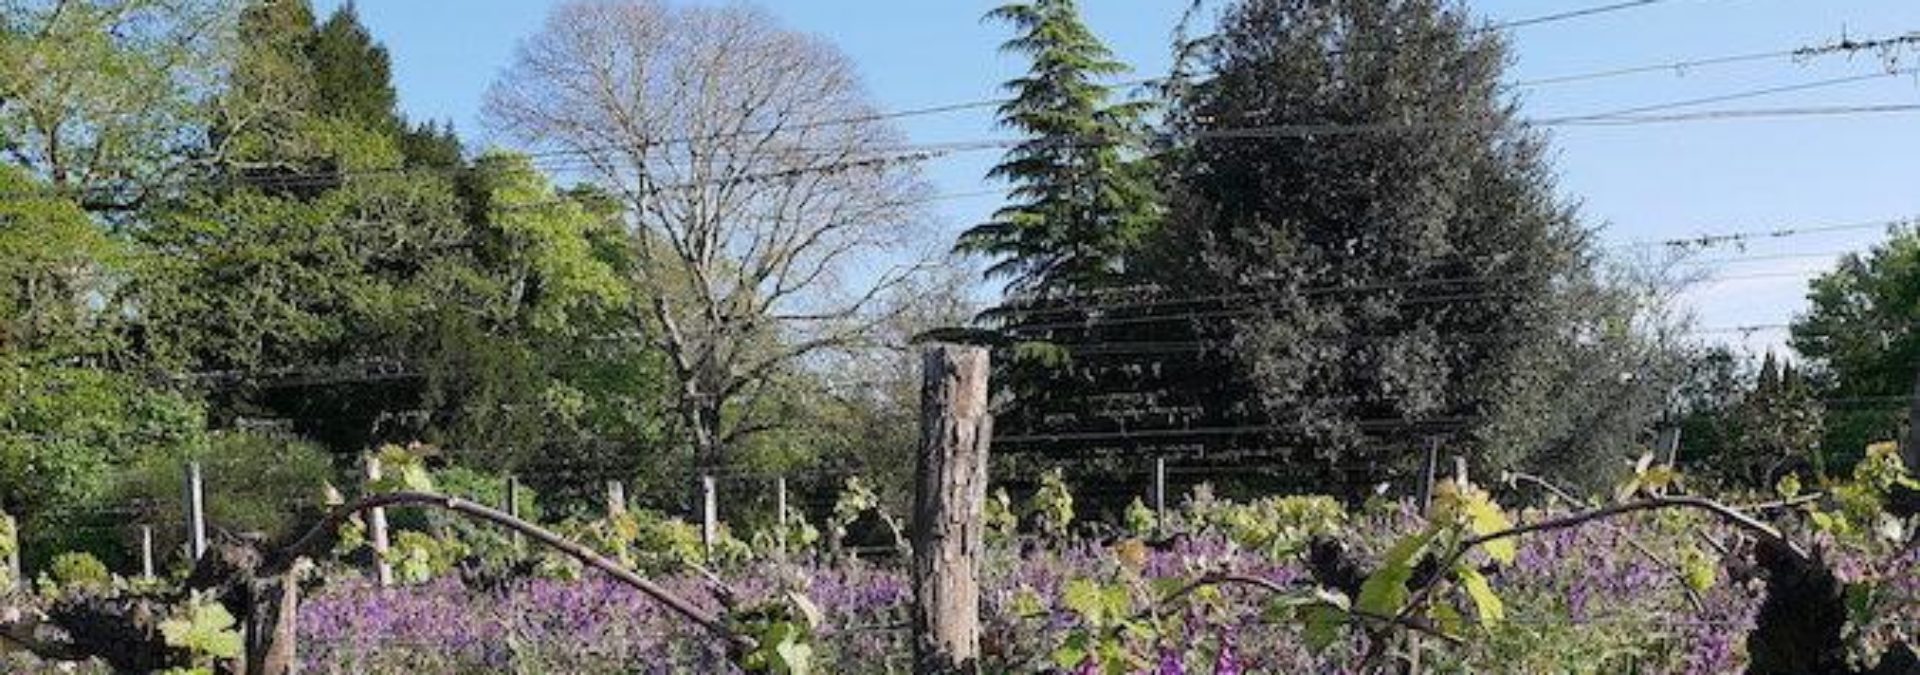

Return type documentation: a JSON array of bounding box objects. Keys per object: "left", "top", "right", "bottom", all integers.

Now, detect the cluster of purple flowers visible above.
[{"left": 295, "top": 504, "right": 1916, "bottom": 673}]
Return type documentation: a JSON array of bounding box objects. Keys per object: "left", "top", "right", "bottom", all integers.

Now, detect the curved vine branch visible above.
[
  {"left": 1156, "top": 572, "right": 1465, "bottom": 646},
  {"left": 272, "top": 491, "right": 747, "bottom": 647},
  {"left": 1394, "top": 495, "right": 1810, "bottom": 627},
  {"left": 1461, "top": 496, "right": 1806, "bottom": 561}
]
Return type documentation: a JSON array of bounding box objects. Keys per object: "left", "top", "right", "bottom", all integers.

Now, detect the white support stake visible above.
[
  {"left": 775, "top": 475, "right": 790, "bottom": 555},
  {"left": 364, "top": 454, "right": 393, "bottom": 587},
  {"left": 185, "top": 462, "right": 207, "bottom": 561},
  {"left": 606, "top": 480, "right": 627, "bottom": 518},
  {"left": 141, "top": 525, "right": 155, "bottom": 580},
  {"left": 701, "top": 474, "right": 717, "bottom": 562},
  {"left": 506, "top": 475, "right": 524, "bottom": 553}
]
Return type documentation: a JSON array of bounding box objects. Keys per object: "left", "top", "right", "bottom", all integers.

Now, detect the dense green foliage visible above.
[
  {"left": 1793, "top": 226, "right": 1920, "bottom": 471},
  {"left": 0, "top": 4, "right": 1917, "bottom": 672},
  {"left": 1157, "top": 0, "right": 1679, "bottom": 485}
]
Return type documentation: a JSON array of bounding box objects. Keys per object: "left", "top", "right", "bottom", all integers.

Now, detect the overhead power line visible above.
[
  {"left": 1488, "top": 0, "right": 1686, "bottom": 31},
  {"left": 1513, "top": 31, "right": 1920, "bottom": 88},
  {"left": 7, "top": 47, "right": 1918, "bottom": 205}
]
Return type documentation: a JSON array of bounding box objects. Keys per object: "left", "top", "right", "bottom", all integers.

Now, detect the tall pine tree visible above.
[{"left": 956, "top": 0, "right": 1157, "bottom": 298}]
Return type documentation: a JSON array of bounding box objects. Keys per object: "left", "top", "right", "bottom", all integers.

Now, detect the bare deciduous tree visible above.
[{"left": 485, "top": 0, "right": 936, "bottom": 472}]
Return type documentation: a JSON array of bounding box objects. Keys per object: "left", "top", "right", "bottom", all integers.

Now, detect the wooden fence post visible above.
[
  {"left": 910, "top": 344, "right": 991, "bottom": 674},
  {"left": 606, "top": 480, "right": 627, "bottom": 518},
  {"left": 185, "top": 461, "right": 207, "bottom": 562},
  {"left": 1152, "top": 456, "right": 1167, "bottom": 526},
  {"left": 700, "top": 474, "right": 717, "bottom": 563},
  {"left": 1453, "top": 455, "right": 1469, "bottom": 487},
  {"left": 1658, "top": 424, "right": 1684, "bottom": 469},
  {"left": 505, "top": 475, "right": 523, "bottom": 553},
  {"left": 140, "top": 525, "right": 155, "bottom": 580},
  {"left": 1416, "top": 438, "right": 1439, "bottom": 513},
  {"left": 4, "top": 506, "right": 18, "bottom": 591},
  {"left": 1904, "top": 365, "right": 1920, "bottom": 473},
  {"left": 362, "top": 454, "right": 393, "bottom": 587},
  {"left": 775, "top": 475, "right": 790, "bottom": 556}
]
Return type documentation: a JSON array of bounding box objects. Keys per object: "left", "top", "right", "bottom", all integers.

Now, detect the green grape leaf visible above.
[
  {"left": 1297, "top": 603, "right": 1347, "bottom": 653},
  {"left": 1428, "top": 600, "right": 1465, "bottom": 636},
  {"left": 1358, "top": 530, "right": 1432, "bottom": 616},
  {"left": 1844, "top": 582, "right": 1881, "bottom": 627},
  {"left": 1062, "top": 578, "right": 1108, "bottom": 624},
  {"left": 1456, "top": 566, "right": 1504, "bottom": 626},
  {"left": 1052, "top": 633, "right": 1091, "bottom": 671},
  {"left": 772, "top": 629, "right": 813, "bottom": 675},
  {"left": 1775, "top": 473, "right": 1802, "bottom": 499},
  {"left": 159, "top": 596, "right": 243, "bottom": 660},
  {"left": 1461, "top": 496, "right": 1516, "bottom": 565},
  {"left": 1681, "top": 551, "right": 1717, "bottom": 592},
  {"left": 1010, "top": 585, "right": 1047, "bottom": 617}
]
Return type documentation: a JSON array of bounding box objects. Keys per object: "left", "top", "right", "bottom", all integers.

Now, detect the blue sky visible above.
[{"left": 317, "top": 0, "right": 1920, "bottom": 355}]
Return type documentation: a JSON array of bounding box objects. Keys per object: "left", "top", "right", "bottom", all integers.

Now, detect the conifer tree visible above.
[
  {"left": 307, "top": 2, "right": 399, "bottom": 135},
  {"left": 956, "top": 0, "right": 1158, "bottom": 298}
]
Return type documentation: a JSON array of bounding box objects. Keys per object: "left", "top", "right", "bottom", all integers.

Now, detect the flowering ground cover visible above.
[{"left": 291, "top": 497, "right": 1918, "bottom": 674}]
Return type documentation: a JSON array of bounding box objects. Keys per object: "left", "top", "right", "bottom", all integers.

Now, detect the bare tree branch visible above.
[{"left": 486, "top": 1, "right": 932, "bottom": 467}]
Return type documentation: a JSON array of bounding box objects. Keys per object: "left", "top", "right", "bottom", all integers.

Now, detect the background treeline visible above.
[
  {"left": 2, "top": 0, "right": 1916, "bottom": 572},
  {"left": 0, "top": 0, "right": 940, "bottom": 570},
  {"left": 960, "top": 0, "right": 1917, "bottom": 508}
]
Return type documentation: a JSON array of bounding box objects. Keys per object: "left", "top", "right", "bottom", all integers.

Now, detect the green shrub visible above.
[
  {"left": 0, "top": 363, "right": 207, "bottom": 570},
  {"left": 111, "top": 431, "right": 335, "bottom": 563},
  {"left": 41, "top": 551, "right": 111, "bottom": 594}
]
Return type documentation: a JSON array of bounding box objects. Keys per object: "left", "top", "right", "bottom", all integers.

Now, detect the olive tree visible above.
[{"left": 485, "top": 0, "right": 935, "bottom": 472}]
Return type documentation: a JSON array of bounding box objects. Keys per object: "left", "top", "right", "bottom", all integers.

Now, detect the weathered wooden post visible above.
[
  {"left": 3, "top": 505, "right": 18, "bottom": 591},
  {"left": 605, "top": 480, "right": 627, "bottom": 518},
  {"left": 910, "top": 344, "right": 991, "bottom": 674},
  {"left": 140, "top": 525, "right": 155, "bottom": 580},
  {"left": 1658, "top": 423, "right": 1684, "bottom": 470},
  {"left": 700, "top": 474, "right": 717, "bottom": 562},
  {"left": 1453, "top": 455, "right": 1469, "bottom": 487},
  {"left": 185, "top": 461, "right": 207, "bottom": 561},
  {"left": 362, "top": 454, "right": 393, "bottom": 587},
  {"left": 1416, "top": 437, "right": 1440, "bottom": 513},
  {"left": 1905, "top": 366, "right": 1920, "bottom": 473},
  {"left": 775, "top": 475, "right": 790, "bottom": 556},
  {"left": 505, "top": 475, "right": 524, "bottom": 553},
  {"left": 1152, "top": 456, "right": 1167, "bottom": 525}
]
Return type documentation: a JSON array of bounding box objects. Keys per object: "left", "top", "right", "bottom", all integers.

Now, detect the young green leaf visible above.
[
  {"left": 1358, "top": 530, "right": 1432, "bottom": 616},
  {"left": 1456, "top": 566, "right": 1504, "bottom": 626}
]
